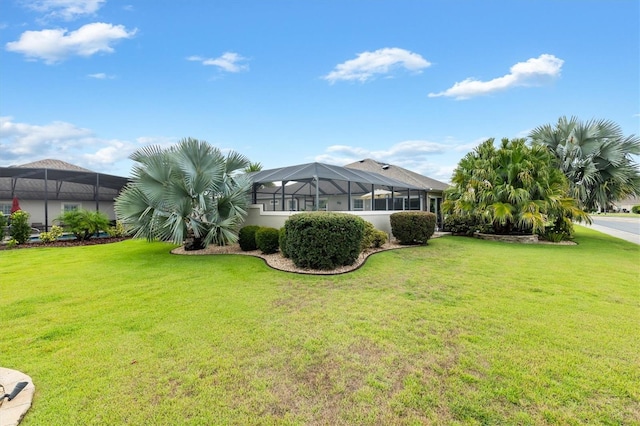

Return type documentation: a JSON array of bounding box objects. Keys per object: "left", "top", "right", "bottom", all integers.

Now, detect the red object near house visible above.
[{"left": 10, "top": 197, "right": 21, "bottom": 213}]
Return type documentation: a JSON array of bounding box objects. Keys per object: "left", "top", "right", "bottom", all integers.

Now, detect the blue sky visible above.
[{"left": 1, "top": 0, "right": 638, "bottom": 182}]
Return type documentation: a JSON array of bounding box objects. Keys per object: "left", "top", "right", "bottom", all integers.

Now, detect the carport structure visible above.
[
  {"left": 0, "top": 160, "right": 130, "bottom": 231},
  {"left": 248, "top": 162, "right": 425, "bottom": 212}
]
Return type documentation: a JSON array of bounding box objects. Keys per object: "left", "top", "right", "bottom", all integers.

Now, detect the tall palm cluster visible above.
[
  {"left": 529, "top": 116, "right": 640, "bottom": 211},
  {"left": 115, "top": 138, "right": 252, "bottom": 249},
  {"left": 442, "top": 138, "right": 588, "bottom": 236}
]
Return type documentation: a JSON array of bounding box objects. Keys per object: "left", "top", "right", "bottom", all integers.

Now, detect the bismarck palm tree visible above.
[
  {"left": 443, "top": 138, "right": 589, "bottom": 237},
  {"left": 529, "top": 116, "right": 640, "bottom": 211},
  {"left": 115, "top": 138, "right": 252, "bottom": 250}
]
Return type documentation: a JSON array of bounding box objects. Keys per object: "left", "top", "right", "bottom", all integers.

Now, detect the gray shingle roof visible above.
[
  {"left": 344, "top": 159, "right": 450, "bottom": 192},
  {"left": 248, "top": 162, "right": 423, "bottom": 190}
]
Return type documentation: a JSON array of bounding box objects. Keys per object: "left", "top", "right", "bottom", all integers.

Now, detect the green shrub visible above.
[
  {"left": 107, "top": 221, "right": 126, "bottom": 237},
  {"left": 443, "top": 214, "right": 481, "bottom": 236},
  {"left": 285, "top": 212, "right": 365, "bottom": 270},
  {"left": 10, "top": 210, "right": 31, "bottom": 244},
  {"left": 0, "top": 212, "right": 7, "bottom": 240},
  {"left": 390, "top": 212, "right": 436, "bottom": 245},
  {"left": 632, "top": 205, "right": 640, "bottom": 214},
  {"left": 279, "top": 227, "right": 289, "bottom": 258},
  {"left": 360, "top": 221, "right": 376, "bottom": 252},
  {"left": 238, "top": 225, "right": 260, "bottom": 251},
  {"left": 255, "top": 227, "right": 280, "bottom": 254},
  {"left": 360, "top": 221, "right": 388, "bottom": 251},
  {"left": 39, "top": 225, "right": 64, "bottom": 243},
  {"left": 540, "top": 217, "right": 574, "bottom": 242},
  {"left": 6, "top": 238, "right": 18, "bottom": 249},
  {"left": 56, "top": 209, "right": 110, "bottom": 241},
  {"left": 372, "top": 230, "right": 388, "bottom": 248}
]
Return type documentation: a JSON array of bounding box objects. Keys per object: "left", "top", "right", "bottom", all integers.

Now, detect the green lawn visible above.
[{"left": 1, "top": 227, "right": 638, "bottom": 425}]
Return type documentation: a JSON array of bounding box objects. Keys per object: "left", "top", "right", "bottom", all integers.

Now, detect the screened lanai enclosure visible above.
[
  {"left": 248, "top": 162, "right": 430, "bottom": 212},
  {"left": 0, "top": 160, "right": 130, "bottom": 231}
]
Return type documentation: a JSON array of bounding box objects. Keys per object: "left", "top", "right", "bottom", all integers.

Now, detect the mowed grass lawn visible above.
[{"left": 1, "top": 227, "right": 638, "bottom": 425}]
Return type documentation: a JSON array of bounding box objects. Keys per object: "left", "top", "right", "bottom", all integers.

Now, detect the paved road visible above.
[{"left": 585, "top": 216, "right": 640, "bottom": 245}]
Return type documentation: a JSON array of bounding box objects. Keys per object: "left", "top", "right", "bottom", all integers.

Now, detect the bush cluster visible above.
[
  {"left": 283, "top": 212, "right": 365, "bottom": 270},
  {"left": 56, "top": 209, "right": 110, "bottom": 241},
  {"left": 632, "top": 205, "right": 640, "bottom": 214},
  {"left": 361, "top": 221, "right": 387, "bottom": 251},
  {"left": 442, "top": 214, "right": 493, "bottom": 236},
  {"left": 238, "top": 225, "right": 281, "bottom": 254},
  {"left": 390, "top": 212, "right": 436, "bottom": 245},
  {"left": 238, "top": 225, "right": 260, "bottom": 251},
  {"left": 107, "top": 221, "right": 127, "bottom": 238},
  {"left": 39, "top": 225, "right": 64, "bottom": 243},
  {"left": 541, "top": 217, "right": 574, "bottom": 242},
  {"left": 255, "top": 227, "right": 280, "bottom": 254}
]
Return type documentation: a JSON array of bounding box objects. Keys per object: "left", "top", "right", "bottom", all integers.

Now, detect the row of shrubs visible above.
[
  {"left": 0, "top": 208, "right": 126, "bottom": 246},
  {"left": 238, "top": 211, "right": 436, "bottom": 270}
]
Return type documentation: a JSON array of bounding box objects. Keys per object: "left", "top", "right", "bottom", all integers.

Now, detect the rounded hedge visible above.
[
  {"left": 284, "top": 212, "right": 365, "bottom": 270},
  {"left": 390, "top": 211, "right": 436, "bottom": 245},
  {"left": 255, "top": 227, "right": 280, "bottom": 254},
  {"left": 278, "top": 227, "right": 289, "bottom": 258},
  {"left": 238, "top": 225, "right": 260, "bottom": 251},
  {"left": 632, "top": 205, "right": 640, "bottom": 214}
]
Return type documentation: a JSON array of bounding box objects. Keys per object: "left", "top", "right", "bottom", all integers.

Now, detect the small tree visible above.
[
  {"left": 10, "top": 210, "right": 31, "bottom": 244},
  {"left": 115, "top": 138, "right": 252, "bottom": 250},
  {"left": 56, "top": 209, "right": 110, "bottom": 241}
]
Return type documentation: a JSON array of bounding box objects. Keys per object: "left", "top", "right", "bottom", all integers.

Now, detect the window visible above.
[
  {"left": 409, "top": 197, "right": 420, "bottom": 210},
  {"left": 287, "top": 199, "right": 298, "bottom": 211},
  {"left": 269, "top": 200, "right": 279, "bottom": 205},
  {"left": 63, "top": 203, "right": 80, "bottom": 212},
  {"left": 318, "top": 199, "right": 328, "bottom": 211},
  {"left": 0, "top": 203, "right": 11, "bottom": 216},
  {"left": 352, "top": 198, "right": 364, "bottom": 211}
]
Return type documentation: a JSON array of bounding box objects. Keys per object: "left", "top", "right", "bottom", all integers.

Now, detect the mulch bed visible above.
[{"left": 0, "top": 237, "right": 129, "bottom": 250}]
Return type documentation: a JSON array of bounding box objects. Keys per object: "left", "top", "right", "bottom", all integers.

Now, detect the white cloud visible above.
[
  {"left": 323, "top": 47, "right": 431, "bottom": 83},
  {"left": 0, "top": 116, "right": 138, "bottom": 174},
  {"left": 6, "top": 22, "right": 137, "bottom": 64},
  {"left": 429, "top": 54, "right": 564, "bottom": 100},
  {"left": 26, "top": 0, "right": 106, "bottom": 21},
  {"left": 87, "top": 72, "right": 114, "bottom": 79},
  {"left": 187, "top": 52, "right": 249, "bottom": 73},
  {"left": 314, "top": 139, "right": 456, "bottom": 182}
]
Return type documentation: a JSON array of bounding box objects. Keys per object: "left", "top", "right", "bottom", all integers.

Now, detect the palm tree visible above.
[
  {"left": 442, "top": 138, "right": 589, "bottom": 236},
  {"left": 115, "top": 138, "right": 252, "bottom": 250},
  {"left": 529, "top": 116, "right": 640, "bottom": 211},
  {"left": 244, "top": 162, "right": 263, "bottom": 173}
]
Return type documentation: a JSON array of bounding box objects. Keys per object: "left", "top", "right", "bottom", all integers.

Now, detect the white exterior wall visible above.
[
  {"left": 242, "top": 204, "right": 397, "bottom": 238},
  {"left": 0, "top": 199, "right": 116, "bottom": 227}
]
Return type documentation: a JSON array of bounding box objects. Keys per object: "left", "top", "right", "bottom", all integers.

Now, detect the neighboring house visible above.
[
  {"left": 245, "top": 160, "right": 450, "bottom": 234},
  {"left": 613, "top": 196, "right": 640, "bottom": 213},
  {"left": 0, "top": 159, "right": 129, "bottom": 231}
]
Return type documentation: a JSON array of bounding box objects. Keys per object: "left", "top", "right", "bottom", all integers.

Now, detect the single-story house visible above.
[
  {"left": 1, "top": 157, "right": 450, "bottom": 238},
  {"left": 244, "top": 159, "right": 450, "bottom": 235},
  {"left": 0, "top": 159, "right": 130, "bottom": 231},
  {"left": 612, "top": 196, "right": 640, "bottom": 213}
]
